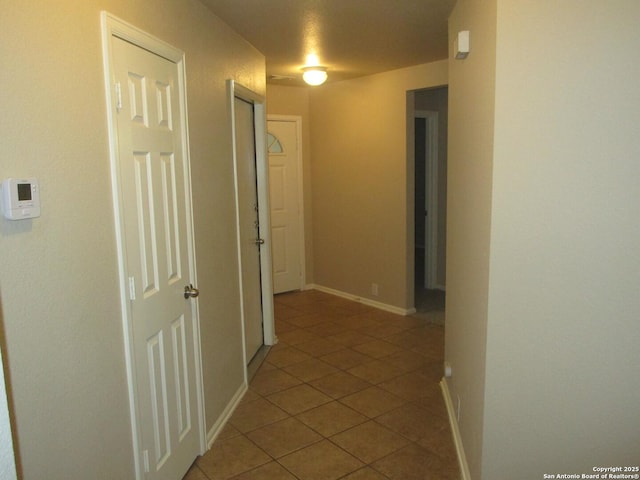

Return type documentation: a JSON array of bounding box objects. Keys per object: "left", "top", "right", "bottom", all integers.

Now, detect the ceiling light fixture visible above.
[{"left": 302, "top": 66, "right": 328, "bottom": 86}]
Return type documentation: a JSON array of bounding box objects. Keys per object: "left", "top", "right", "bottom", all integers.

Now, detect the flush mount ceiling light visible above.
[{"left": 302, "top": 66, "right": 328, "bottom": 86}]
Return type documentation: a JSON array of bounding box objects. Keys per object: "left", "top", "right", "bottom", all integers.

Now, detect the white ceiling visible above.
[{"left": 200, "top": 0, "right": 456, "bottom": 86}]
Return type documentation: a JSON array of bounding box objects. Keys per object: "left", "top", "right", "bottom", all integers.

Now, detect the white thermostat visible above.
[{"left": 1, "top": 178, "right": 41, "bottom": 220}]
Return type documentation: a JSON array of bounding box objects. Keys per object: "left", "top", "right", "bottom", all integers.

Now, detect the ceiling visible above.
[{"left": 200, "top": 0, "right": 456, "bottom": 86}]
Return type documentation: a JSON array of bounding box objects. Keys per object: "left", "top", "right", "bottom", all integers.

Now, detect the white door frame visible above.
[
  {"left": 227, "top": 80, "right": 276, "bottom": 380},
  {"left": 415, "top": 110, "right": 439, "bottom": 289},
  {"left": 0, "top": 346, "right": 17, "bottom": 480},
  {"left": 267, "top": 114, "right": 306, "bottom": 291},
  {"left": 101, "top": 12, "right": 207, "bottom": 479}
]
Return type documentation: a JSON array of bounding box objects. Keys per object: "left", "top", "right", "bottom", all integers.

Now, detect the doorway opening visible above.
[
  {"left": 411, "top": 87, "right": 448, "bottom": 322},
  {"left": 228, "top": 80, "right": 276, "bottom": 382}
]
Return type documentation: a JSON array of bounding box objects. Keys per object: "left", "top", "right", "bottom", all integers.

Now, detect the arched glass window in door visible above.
[{"left": 267, "top": 132, "right": 283, "bottom": 154}]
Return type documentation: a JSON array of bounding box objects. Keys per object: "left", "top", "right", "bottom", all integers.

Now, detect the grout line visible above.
[{"left": 188, "top": 291, "right": 452, "bottom": 480}]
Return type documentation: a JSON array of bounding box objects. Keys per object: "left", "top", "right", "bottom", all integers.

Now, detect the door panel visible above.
[
  {"left": 234, "top": 97, "right": 264, "bottom": 363},
  {"left": 267, "top": 120, "right": 302, "bottom": 293},
  {"left": 113, "top": 36, "right": 199, "bottom": 480}
]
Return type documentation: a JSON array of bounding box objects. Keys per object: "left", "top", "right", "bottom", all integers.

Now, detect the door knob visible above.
[
  {"left": 184, "top": 284, "right": 199, "bottom": 299},
  {"left": 255, "top": 238, "right": 265, "bottom": 245}
]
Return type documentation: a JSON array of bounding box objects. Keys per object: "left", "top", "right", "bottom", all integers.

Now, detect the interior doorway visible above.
[
  {"left": 102, "top": 13, "right": 206, "bottom": 479},
  {"left": 227, "top": 81, "right": 276, "bottom": 376},
  {"left": 412, "top": 87, "right": 448, "bottom": 320},
  {"left": 234, "top": 95, "right": 265, "bottom": 364}
]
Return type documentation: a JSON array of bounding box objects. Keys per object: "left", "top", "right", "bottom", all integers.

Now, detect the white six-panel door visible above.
[
  {"left": 267, "top": 119, "right": 303, "bottom": 294},
  {"left": 111, "top": 34, "right": 201, "bottom": 480}
]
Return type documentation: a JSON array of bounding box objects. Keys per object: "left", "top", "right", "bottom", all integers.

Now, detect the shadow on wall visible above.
[{"left": 413, "top": 86, "right": 448, "bottom": 292}]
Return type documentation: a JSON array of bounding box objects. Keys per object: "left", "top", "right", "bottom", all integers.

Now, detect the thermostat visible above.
[{"left": 1, "top": 178, "right": 41, "bottom": 220}]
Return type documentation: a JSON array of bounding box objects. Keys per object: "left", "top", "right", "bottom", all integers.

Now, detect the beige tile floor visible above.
[{"left": 184, "top": 290, "right": 459, "bottom": 480}]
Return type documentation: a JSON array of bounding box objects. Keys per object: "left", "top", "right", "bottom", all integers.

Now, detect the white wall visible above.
[{"left": 0, "top": 1, "right": 264, "bottom": 477}]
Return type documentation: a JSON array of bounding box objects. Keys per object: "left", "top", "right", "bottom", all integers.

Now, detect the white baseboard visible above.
[
  {"left": 308, "top": 284, "right": 416, "bottom": 316},
  {"left": 440, "top": 378, "right": 471, "bottom": 480},
  {"left": 206, "top": 382, "right": 247, "bottom": 449}
]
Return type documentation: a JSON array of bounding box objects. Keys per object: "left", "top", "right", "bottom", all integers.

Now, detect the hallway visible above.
[{"left": 184, "top": 290, "right": 458, "bottom": 479}]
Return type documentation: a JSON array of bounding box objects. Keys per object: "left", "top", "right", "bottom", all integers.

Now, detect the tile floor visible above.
[{"left": 183, "top": 290, "right": 459, "bottom": 480}]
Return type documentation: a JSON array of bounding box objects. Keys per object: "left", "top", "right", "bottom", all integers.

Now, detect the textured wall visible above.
[
  {"left": 446, "top": 0, "right": 640, "bottom": 477},
  {"left": 444, "top": 0, "right": 497, "bottom": 476},
  {"left": 483, "top": 0, "right": 640, "bottom": 476},
  {"left": 308, "top": 62, "right": 448, "bottom": 310}
]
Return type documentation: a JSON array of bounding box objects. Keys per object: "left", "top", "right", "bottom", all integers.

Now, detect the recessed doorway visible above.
[{"left": 412, "top": 87, "right": 448, "bottom": 322}]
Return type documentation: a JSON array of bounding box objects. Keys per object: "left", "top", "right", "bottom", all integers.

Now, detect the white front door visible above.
[
  {"left": 267, "top": 119, "right": 303, "bottom": 294},
  {"left": 111, "top": 33, "right": 201, "bottom": 480},
  {"left": 234, "top": 97, "right": 264, "bottom": 363}
]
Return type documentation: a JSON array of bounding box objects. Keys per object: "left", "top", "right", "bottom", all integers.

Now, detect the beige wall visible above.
[
  {"left": 266, "top": 85, "right": 315, "bottom": 284},
  {"left": 0, "top": 1, "right": 264, "bottom": 478},
  {"left": 482, "top": 0, "right": 640, "bottom": 476},
  {"left": 446, "top": 0, "right": 640, "bottom": 478},
  {"left": 308, "top": 62, "right": 448, "bottom": 310},
  {"left": 444, "top": 0, "right": 497, "bottom": 476}
]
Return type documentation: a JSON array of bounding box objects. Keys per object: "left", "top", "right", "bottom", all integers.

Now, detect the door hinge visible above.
[
  {"left": 142, "top": 449, "right": 150, "bottom": 473},
  {"left": 115, "top": 81, "right": 122, "bottom": 112},
  {"left": 128, "top": 276, "right": 136, "bottom": 300}
]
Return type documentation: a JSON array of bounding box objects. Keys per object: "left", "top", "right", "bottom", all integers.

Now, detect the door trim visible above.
[
  {"left": 227, "top": 80, "right": 276, "bottom": 383},
  {"left": 267, "top": 114, "right": 306, "bottom": 291},
  {"left": 415, "top": 110, "right": 439, "bottom": 289},
  {"left": 101, "top": 12, "right": 207, "bottom": 478}
]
